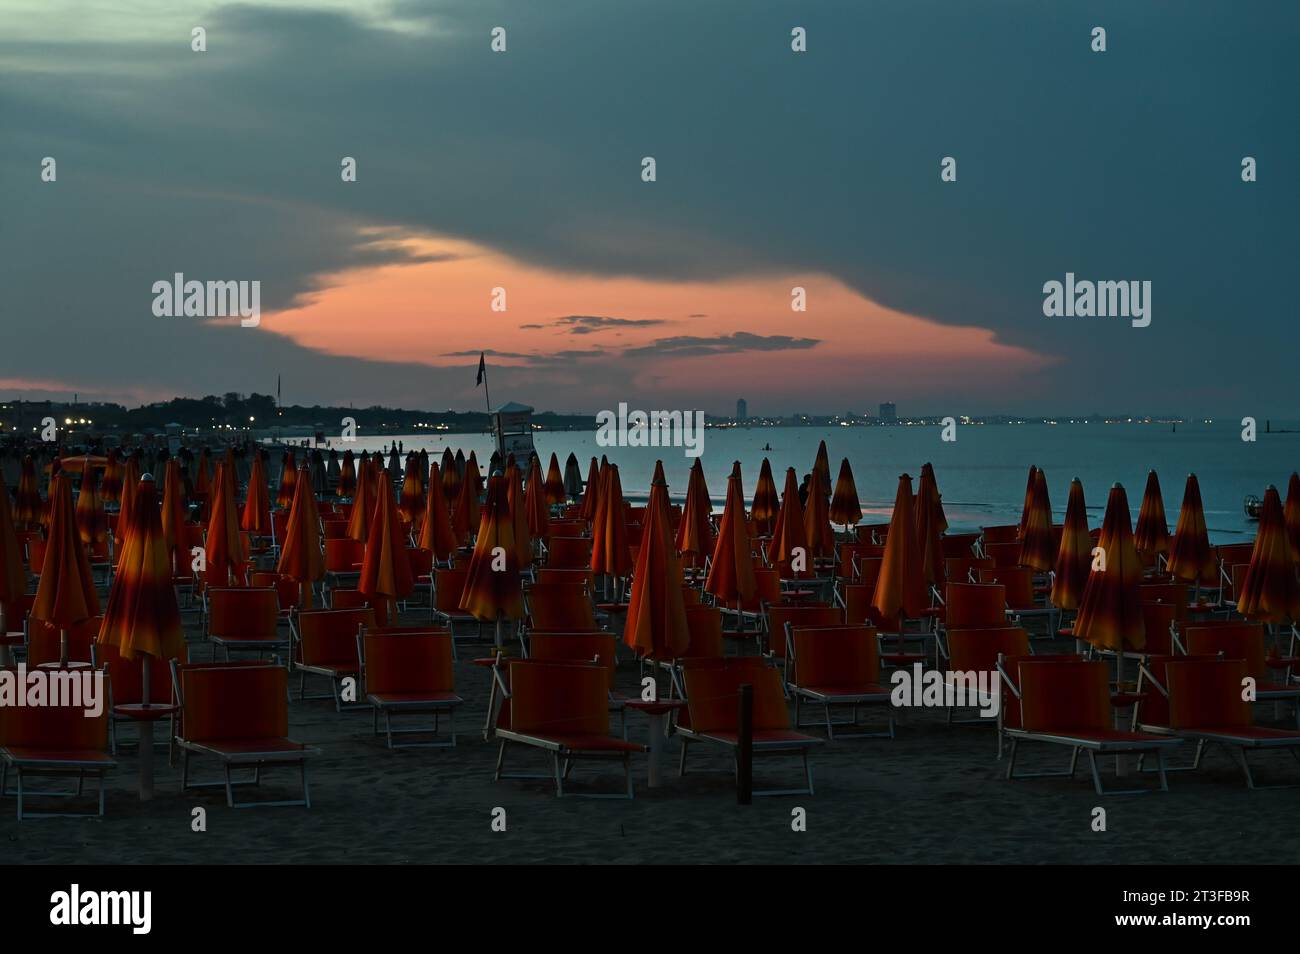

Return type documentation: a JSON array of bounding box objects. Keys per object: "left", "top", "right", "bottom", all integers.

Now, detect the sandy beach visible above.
[{"left": 4, "top": 604, "right": 1297, "bottom": 866}]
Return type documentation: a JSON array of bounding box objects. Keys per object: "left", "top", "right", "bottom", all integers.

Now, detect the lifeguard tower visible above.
[{"left": 492, "top": 402, "right": 535, "bottom": 465}]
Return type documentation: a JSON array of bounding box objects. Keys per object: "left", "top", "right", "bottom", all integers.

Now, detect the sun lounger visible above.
[
  {"left": 291, "top": 606, "right": 375, "bottom": 709},
  {"left": 206, "top": 587, "right": 286, "bottom": 662},
  {"left": 787, "top": 624, "right": 893, "bottom": 739},
  {"left": 358, "top": 627, "right": 462, "bottom": 748}
]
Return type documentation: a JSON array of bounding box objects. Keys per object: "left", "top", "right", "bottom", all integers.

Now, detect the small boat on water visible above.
[{"left": 1243, "top": 494, "right": 1262, "bottom": 520}]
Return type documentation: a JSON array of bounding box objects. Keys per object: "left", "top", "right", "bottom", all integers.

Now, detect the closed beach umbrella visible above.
[
  {"left": 417, "top": 449, "right": 429, "bottom": 491},
  {"left": 802, "top": 468, "right": 834, "bottom": 559},
  {"left": 914, "top": 466, "right": 945, "bottom": 588},
  {"left": 276, "top": 450, "right": 297, "bottom": 510},
  {"left": 1133, "top": 470, "right": 1170, "bottom": 561},
  {"left": 767, "top": 467, "right": 809, "bottom": 575},
  {"left": 467, "top": 451, "right": 484, "bottom": 500},
  {"left": 705, "top": 463, "right": 757, "bottom": 607},
  {"left": 75, "top": 459, "right": 107, "bottom": 550},
  {"left": 812, "top": 440, "right": 831, "bottom": 501},
  {"left": 454, "top": 449, "right": 467, "bottom": 482},
  {"left": 1050, "top": 478, "right": 1091, "bottom": 611},
  {"left": 399, "top": 454, "right": 423, "bottom": 524},
  {"left": 387, "top": 445, "right": 401, "bottom": 483},
  {"left": 0, "top": 471, "right": 26, "bottom": 658},
  {"left": 751, "top": 458, "right": 779, "bottom": 536},
  {"left": 452, "top": 461, "right": 482, "bottom": 545},
  {"left": 14, "top": 455, "right": 41, "bottom": 528},
  {"left": 1284, "top": 472, "right": 1300, "bottom": 564},
  {"left": 624, "top": 479, "right": 690, "bottom": 659},
  {"left": 459, "top": 472, "right": 523, "bottom": 644},
  {"left": 591, "top": 464, "right": 632, "bottom": 579},
  {"left": 1018, "top": 468, "right": 1055, "bottom": 572},
  {"left": 100, "top": 449, "right": 122, "bottom": 505},
  {"left": 872, "top": 474, "right": 926, "bottom": 635},
  {"left": 1236, "top": 486, "right": 1300, "bottom": 624},
  {"left": 160, "top": 458, "right": 188, "bottom": 574},
  {"left": 1167, "top": 474, "right": 1217, "bottom": 587},
  {"left": 1016, "top": 465, "right": 1039, "bottom": 538},
  {"left": 544, "top": 452, "right": 565, "bottom": 506},
  {"left": 1074, "top": 483, "right": 1145, "bottom": 657},
  {"left": 830, "top": 458, "right": 863, "bottom": 530},
  {"left": 32, "top": 473, "right": 100, "bottom": 666},
  {"left": 346, "top": 459, "right": 374, "bottom": 542},
  {"left": 418, "top": 462, "right": 459, "bottom": 562},
  {"left": 676, "top": 458, "right": 715, "bottom": 568},
  {"left": 97, "top": 474, "right": 186, "bottom": 800},
  {"left": 359, "top": 477, "right": 413, "bottom": 626},
  {"left": 205, "top": 456, "right": 247, "bottom": 588},
  {"left": 338, "top": 450, "right": 357, "bottom": 498},
  {"left": 579, "top": 457, "right": 601, "bottom": 523},
  {"left": 563, "top": 453, "right": 583, "bottom": 501},
  {"left": 194, "top": 448, "right": 212, "bottom": 500},
  {"left": 240, "top": 451, "right": 272, "bottom": 536},
  {"left": 523, "top": 454, "right": 550, "bottom": 541},
  {"left": 328, "top": 449, "right": 341, "bottom": 487},
  {"left": 310, "top": 449, "right": 328, "bottom": 497},
  {"left": 440, "top": 449, "right": 460, "bottom": 503},
  {"left": 917, "top": 462, "right": 948, "bottom": 535},
  {"left": 505, "top": 458, "right": 532, "bottom": 566},
  {"left": 277, "top": 464, "right": 325, "bottom": 609},
  {"left": 114, "top": 455, "right": 140, "bottom": 553}
]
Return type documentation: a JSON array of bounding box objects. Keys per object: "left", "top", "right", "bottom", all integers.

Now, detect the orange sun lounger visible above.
[
  {"left": 787, "top": 624, "right": 893, "bottom": 740},
  {"left": 291, "top": 607, "right": 376, "bottom": 710},
  {"left": 493, "top": 659, "right": 645, "bottom": 798},
  {"left": 172, "top": 662, "right": 318, "bottom": 808},
  {"left": 358, "top": 627, "right": 463, "bottom": 748}
]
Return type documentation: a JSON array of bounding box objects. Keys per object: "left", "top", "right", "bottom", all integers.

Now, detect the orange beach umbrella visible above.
[
  {"left": 399, "top": 455, "right": 423, "bottom": 524},
  {"left": 1050, "top": 478, "right": 1091, "bottom": 611},
  {"left": 459, "top": 473, "right": 524, "bottom": 636},
  {"left": 1167, "top": 474, "right": 1217, "bottom": 586},
  {"left": 624, "top": 479, "right": 690, "bottom": 659},
  {"left": 676, "top": 458, "right": 715, "bottom": 568},
  {"left": 1133, "top": 470, "right": 1170, "bottom": 561},
  {"left": 914, "top": 466, "right": 945, "bottom": 588},
  {"left": 1016, "top": 465, "right": 1039, "bottom": 538},
  {"left": 812, "top": 440, "right": 831, "bottom": 501},
  {"left": 14, "top": 455, "right": 41, "bottom": 528},
  {"left": 452, "top": 461, "right": 482, "bottom": 545},
  {"left": 523, "top": 454, "right": 550, "bottom": 540},
  {"left": 829, "top": 458, "right": 863, "bottom": 529},
  {"left": 544, "top": 453, "right": 565, "bottom": 506},
  {"left": 1283, "top": 472, "right": 1300, "bottom": 564},
  {"left": 705, "top": 463, "right": 757, "bottom": 606},
  {"left": 75, "top": 459, "right": 107, "bottom": 549},
  {"left": 802, "top": 468, "right": 834, "bottom": 560},
  {"left": 440, "top": 448, "right": 461, "bottom": 504},
  {"left": 418, "top": 461, "right": 459, "bottom": 562},
  {"left": 347, "top": 459, "right": 374, "bottom": 543},
  {"left": 205, "top": 456, "right": 247, "bottom": 588},
  {"left": 100, "top": 449, "right": 122, "bottom": 505},
  {"left": 338, "top": 450, "right": 357, "bottom": 498},
  {"left": 277, "top": 450, "right": 297, "bottom": 510},
  {"left": 506, "top": 458, "right": 533, "bottom": 567},
  {"left": 358, "top": 477, "right": 414, "bottom": 626},
  {"left": 1235, "top": 486, "right": 1300, "bottom": 624},
  {"left": 241, "top": 452, "right": 273, "bottom": 536},
  {"left": 114, "top": 455, "right": 141, "bottom": 553},
  {"left": 1018, "top": 467, "right": 1054, "bottom": 572},
  {"left": 277, "top": 465, "right": 325, "bottom": 609},
  {"left": 751, "top": 458, "right": 779, "bottom": 536},
  {"left": 579, "top": 456, "right": 600, "bottom": 523},
  {"left": 0, "top": 471, "right": 26, "bottom": 647},
  {"left": 1074, "top": 483, "right": 1145, "bottom": 655},
  {"left": 32, "top": 473, "right": 100, "bottom": 665},
  {"left": 591, "top": 464, "right": 632, "bottom": 579},
  {"left": 767, "top": 467, "right": 809, "bottom": 575},
  {"left": 872, "top": 474, "right": 926, "bottom": 626}
]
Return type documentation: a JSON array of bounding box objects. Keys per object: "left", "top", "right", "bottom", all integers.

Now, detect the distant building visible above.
[
  {"left": 736, "top": 398, "right": 748, "bottom": 421},
  {"left": 879, "top": 402, "right": 897, "bottom": 424}
]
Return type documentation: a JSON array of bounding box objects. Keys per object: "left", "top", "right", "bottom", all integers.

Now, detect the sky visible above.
[{"left": 1, "top": 0, "right": 1295, "bottom": 417}]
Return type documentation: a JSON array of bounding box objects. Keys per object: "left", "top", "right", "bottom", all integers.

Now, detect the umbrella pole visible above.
[
  {"left": 494, "top": 616, "right": 503, "bottom": 650},
  {"left": 139, "top": 658, "right": 155, "bottom": 801},
  {"left": 60, "top": 628, "right": 69, "bottom": 668}
]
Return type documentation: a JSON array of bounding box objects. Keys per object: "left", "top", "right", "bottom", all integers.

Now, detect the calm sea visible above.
[{"left": 322, "top": 422, "right": 1300, "bottom": 542}]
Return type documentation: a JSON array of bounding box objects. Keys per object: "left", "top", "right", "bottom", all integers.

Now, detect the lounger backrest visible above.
[
  {"left": 683, "top": 604, "right": 723, "bottom": 659},
  {"left": 180, "top": 665, "right": 287, "bottom": 742},
  {"left": 434, "top": 567, "right": 470, "bottom": 613},
  {"left": 1017, "top": 660, "right": 1110, "bottom": 733},
  {"left": 855, "top": 557, "right": 884, "bottom": 589},
  {"left": 330, "top": 588, "right": 369, "bottom": 610},
  {"left": 1139, "top": 581, "right": 1189, "bottom": 610},
  {"left": 0, "top": 669, "right": 108, "bottom": 751},
  {"left": 944, "top": 556, "right": 994, "bottom": 584},
  {"left": 528, "top": 632, "right": 618, "bottom": 690},
  {"left": 1166, "top": 658, "right": 1252, "bottom": 730},
  {"left": 979, "top": 524, "right": 1019, "bottom": 546},
  {"left": 1215, "top": 543, "right": 1255, "bottom": 569},
  {"left": 526, "top": 582, "right": 595, "bottom": 630},
  {"left": 1185, "top": 623, "right": 1267, "bottom": 680},
  {"left": 506, "top": 660, "right": 608, "bottom": 736},
  {"left": 27, "top": 615, "right": 102, "bottom": 668},
  {"left": 740, "top": 568, "right": 781, "bottom": 611},
  {"left": 407, "top": 547, "right": 434, "bottom": 578},
  {"left": 841, "top": 582, "right": 881, "bottom": 626},
  {"left": 324, "top": 537, "right": 365, "bottom": 572},
  {"left": 791, "top": 625, "right": 878, "bottom": 688},
  {"left": 767, "top": 604, "right": 843, "bottom": 660},
  {"left": 944, "top": 583, "right": 1007, "bottom": 629},
  {"left": 103, "top": 650, "right": 176, "bottom": 707},
  {"left": 1138, "top": 601, "right": 1180, "bottom": 655},
  {"left": 536, "top": 568, "right": 594, "bottom": 587},
  {"left": 977, "top": 568, "right": 1033, "bottom": 609},
  {"left": 250, "top": 571, "right": 302, "bottom": 611},
  {"left": 363, "top": 630, "right": 454, "bottom": 694},
  {"left": 983, "top": 541, "right": 1023, "bottom": 569},
  {"left": 1136, "top": 654, "right": 1219, "bottom": 728},
  {"left": 682, "top": 664, "right": 789, "bottom": 733},
  {"left": 940, "top": 533, "right": 981, "bottom": 559},
  {"left": 297, "top": 607, "right": 375, "bottom": 666},
  {"left": 947, "top": 626, "right": 1029, "bottom": 674},
  {"left": 545, "top": 536, "right": 591, "bottom": 570},
  {"left": 207, "top": 588, "right": 279, "bottom": 640},
  {"left": 1000, "top": 654, "right": 1091, "bottom": 732}
]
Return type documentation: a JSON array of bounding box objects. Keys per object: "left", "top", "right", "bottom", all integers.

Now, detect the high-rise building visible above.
[
  {"left": 879, "top": 402, "right": 897, "bottom": 424},
  {"left": 736, "top": 398, "right": 748, "bottom": 421}
]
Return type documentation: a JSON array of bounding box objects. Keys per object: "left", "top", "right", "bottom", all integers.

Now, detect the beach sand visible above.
[{"left": 3, "top": 607, "right": 1297, "bottom": 866}]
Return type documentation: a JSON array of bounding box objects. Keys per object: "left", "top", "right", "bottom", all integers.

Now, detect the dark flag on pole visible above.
[{"left": 476, "top": 352, "right": 486, "bottom": 386}]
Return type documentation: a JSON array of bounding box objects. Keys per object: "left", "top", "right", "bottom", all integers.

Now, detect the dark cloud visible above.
[{"left": 623, "top": 332, "right": 820, "bottom": 358}]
